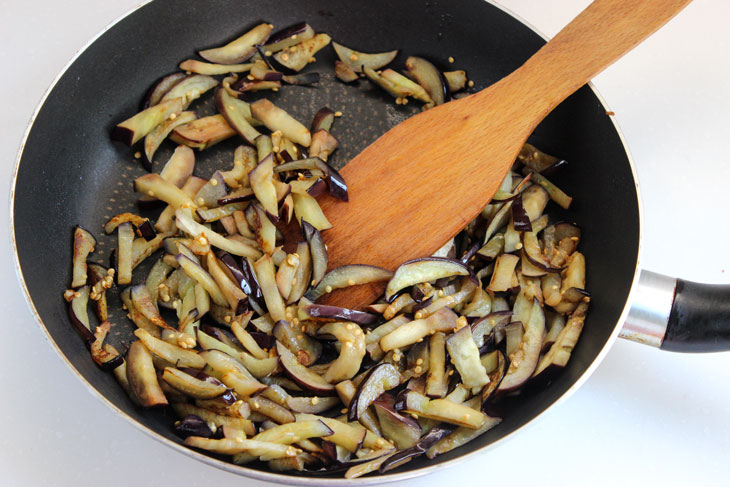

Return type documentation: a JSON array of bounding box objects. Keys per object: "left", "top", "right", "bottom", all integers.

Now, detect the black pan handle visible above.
[
  {"left": 661, "top": 279, "right": 730, "bottom": 352},
  {"left": 621, "top": 270, "right": 730, "bottom": 352}
]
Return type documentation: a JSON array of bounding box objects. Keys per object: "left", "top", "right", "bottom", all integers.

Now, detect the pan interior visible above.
[{"left": 12, "top": 0, "right": 639, "bottom": 480}]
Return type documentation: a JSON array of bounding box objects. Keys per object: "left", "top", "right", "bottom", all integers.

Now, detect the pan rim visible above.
[{"left": 9, "top": 0, "right": 644, "bottom": 484}]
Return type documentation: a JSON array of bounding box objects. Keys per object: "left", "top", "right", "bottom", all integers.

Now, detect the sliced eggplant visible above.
[
  {"left": 171, "top": 114, "right": 236, "bottom": 150},
  {"left": 112, "top": 97, "right": 183, "bottom": 146},
  {"left": 250, "top": 99, "right": 311, "bottom": 146},
  {"left": 199, "top": 23, "right": 273, "bottom": 64},
  {"left": 277, "top": 341, "right": 335, "bottom": 395},
  {"left": 317, "top": 321, "right": 366, "bottom": 383},
  {"left": 404, "top": 56, "right": 448, "bottom": 105},
  {"left": 141, "top": 72, "right": 186, "bottom": 109},
  {"left": 443, "top": 70, "right": 467, "bottom": 92},
  {"left": 126, "top": 340, "right": 168, "bottom": 408},
  {"left": 380, "top": 307, "right": 459, "bottom": 352},
  {"left": 143, "top": 111, "right": 197, "bottom": 168},
  {"left": 402, "top": 391, "right": 486, "bottom": 429},
  {"left": 373, "top": 393, "right": 421, "bottom": 449},
  {"left": 272, "top": 33, "right": 331, "bottom": 72},
  {"left": 445, "top": 326, "right": 489, "bottom": 389},
  {"left": 348, "top": 363, "right": 401, "bottom": 421},
  {"left": 215, "top": 88, "right": 262, "bottom": 145},
  {"left": 332, "top": 42, "right": 398, "bottom": 73},
  {"left": 179, "top": 59, "right": 253, "bottom": 75},
  {"left": 498, "top": 298, "right": 545, "bottom": 392},
  {"left": 533, "top": 301, "right": 588, "bottom": 378},
  {"left": 273, "top": 320, "right": 322, "bottom": 367},
  {"left": 71, "top": 226, "right": 96, "bottom": 288},
  {"left": 334, "top": 60, "right": 359, "bottom": 82},
  {"left": 160, "top": 74, "right": 218, "bottom": 109},
  {"left": 305, "top": 264, "right": 393, "bottom": 302},
  {"left": 385, "top": 257, "right": 471, "bottom": 301}
]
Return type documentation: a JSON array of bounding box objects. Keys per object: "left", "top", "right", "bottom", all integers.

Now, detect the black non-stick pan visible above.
[{"left": 11, "top": 0, "right": 730, "bottom": 484}]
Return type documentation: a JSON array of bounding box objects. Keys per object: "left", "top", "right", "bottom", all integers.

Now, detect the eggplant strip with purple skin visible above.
[
  {"left": 385, "top": 257, "right": 471, "bottom": 301},
  {"left": 305, "top": 264, "right": 393, "bottom": 302},
  {"left": 71, "top": 226, "right": 96, "bottom": 288},
  {"left": 199, "top": 23, "right": 273, "bottom": 65},
  {"left": 179, "top": 59, "right": 253, "bottom": 75},
  {"left": 272, "top": 33, "right": 331, "bottom": 72},
  {"left": 112, "top": 97, "right": 183, "bottom": 146},
  {"left": 332, "top": 42, "right": 398, "bottom": 73}
]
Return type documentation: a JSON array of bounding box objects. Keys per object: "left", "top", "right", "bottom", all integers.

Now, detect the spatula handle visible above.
[{"left": 498, "top": 0, "right": 692, "bottom": 115}]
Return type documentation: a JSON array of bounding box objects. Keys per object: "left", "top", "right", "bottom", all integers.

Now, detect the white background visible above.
[{"left": 2, "top": 0, "right": 730, "bottom": 486}]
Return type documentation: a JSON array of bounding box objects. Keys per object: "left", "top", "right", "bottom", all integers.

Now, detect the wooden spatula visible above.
[{"left": 318, "top": 0, "right": 691, "bottom": 308}]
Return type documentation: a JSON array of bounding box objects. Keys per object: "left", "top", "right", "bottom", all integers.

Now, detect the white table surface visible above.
[{"left": 2, "top": 1, "right": 729, "bottom": 486}]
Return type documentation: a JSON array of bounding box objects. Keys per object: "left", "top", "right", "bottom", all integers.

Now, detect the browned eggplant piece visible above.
[
  {"left": 533, "top": 301, "right": 589, "bottom": 378},
  {"left": 112, "top": 97, "right": 183, "bottom": 146},
  {"left": 301, "top": 220, "right": 327, "bottom": 287},
  {"left": 141, "top": 72, "right": 186, "bottom": 110},
  {"left": 486, "top": 253, "right": 519, "bottom": 293},
  {"left": 126, "top": 340, "right": 168, "bottom": 408},
  {"left": 161, "top": 367, "right": 229, "bottom": 399},
  {"left": 193, "top": 171, "right": 228, "bottom": 209},
  {"left": 234, "top": 79, "right": 282, "bottom": 92},
  {"left": 199, "top": 23, "right": 273, "bottom": 64},
  {"left": 373, "top": 393, "right": 421, "bottom": 449},
  {"left": 404, "top": 56, "right": 449, "bottom": 105},
  {"left": 517, "top": 143, "right": 564, "bottom": 173},
  {"left": 171, "top": 114, "right": 236, "bottom": 150},
  {"left": 385, "top": 257, "right": 471, "bottom": 301},
  {"left": 522, "top": 231, "right": 562, "bottom": 274},
  {"left": 264, "top": 22, "right": 315, "bottom": 53},
  {"left": 273, "top": 320, "right": 322, "bottom": 366},
  {"left": 250, "top": 99, "right": 311, "bottom": 146},
  {"left": 87, "top": 262, "right": 112, "bottom": 322},
  {"left": 334, "top": 60, "right": 359, "bottom": 83},
  {"left": 272, "top": 33, "right": 331, "bottom": 72},
  {"left": 104, "top": 212, "right": 156, "bottom": 241},
  {"left": 403, "top": 391, "right": 486, "bottom": 429},
  {"left": 116, "top": 222, "right": 135, "bottom": 285},
  {"left": 282, "top": 72, "right": 320, "bottom": 86},
  {"left": 214, "top": 88, "right": 262, "bottom": 145},
  {"left": 480, "top": 350, "right": 506, "bottom": 405},
  {"left": 176, "top": 254, "right": 228, "bottom": 308},
  {"left": 332, "top": 42, "right": 398, "bottom": 73},
  {"left": 348, "top": 363, "right": 400, "bottom": 421},
  {"left": 498, "top": 298, "right": 545, "bottom": 392},
  {"left": 311, "top": 107, "right": 335, "bottom": 133},
  {"left": 130, "top": 283, "right": 171, "bottom": 330},
  {"left": 71, "top": 226, "right": 96, "bottom": 288},
  {"left": 179, "top": 59, "right": 253, "bottom": 75},
  {"left": 523, "top": 169, "right": 573, "bottom": 210},
  {"left": 66, "top": 285, "right": 95, "bottom": 345},
  {"left": 305, "top": 264, "right": 393, "bottom": 302},
  {"left": 380, "top": 307, "right": 459, "bottom": 353},
  {"left": 277, "top": 341, "right": 335, "bottom": 395},
  {"left": 445, "top": 326, "right": 489, "bottom": 389},
  {"left": 443, "top": 70, "right": 467, "bottom": 92}
]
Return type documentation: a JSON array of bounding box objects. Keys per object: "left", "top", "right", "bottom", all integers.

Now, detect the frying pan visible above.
[{"left": 9, "top": 0, "right": 730, "bottom": 484}]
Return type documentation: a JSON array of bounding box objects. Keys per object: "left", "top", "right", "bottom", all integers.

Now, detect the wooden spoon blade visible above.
[{"left": 319, "top": 90, "right": 529, "bottom": 308}]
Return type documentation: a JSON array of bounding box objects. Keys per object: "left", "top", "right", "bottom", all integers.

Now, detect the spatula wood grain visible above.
[{"left": 318, "top": 0, "right": 691, "bottom": 308}]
